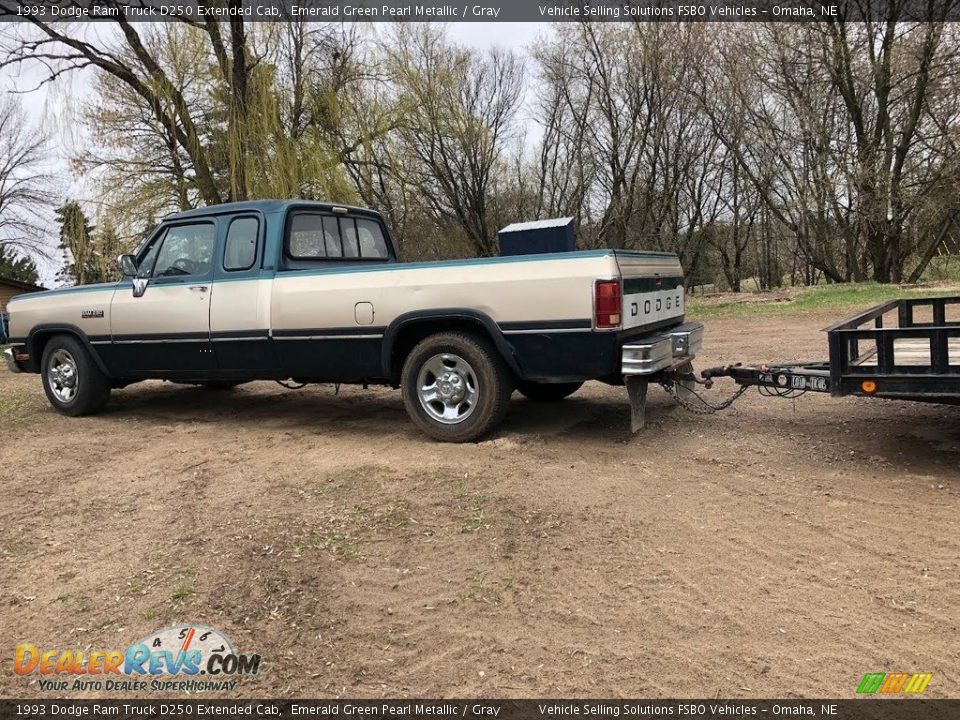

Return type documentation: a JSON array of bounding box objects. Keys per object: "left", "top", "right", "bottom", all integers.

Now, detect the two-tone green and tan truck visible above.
[{"left": 5, "top": 200, "right": 702, "bottom": 441}]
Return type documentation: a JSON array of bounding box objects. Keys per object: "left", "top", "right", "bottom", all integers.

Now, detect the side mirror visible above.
[
  {"left": 118, "top": 254, "right": 149, "bottom": 297},
  {"left": 132, "top": 277, "right": 149, "bottom": 298},
  {"left": 117, "top": 254, "right": 138, "bottom": 277}
]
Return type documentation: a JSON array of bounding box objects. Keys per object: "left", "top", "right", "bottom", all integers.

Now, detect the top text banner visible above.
[{"left": 2, "top": 0, "right": 960, "bottom": 23}]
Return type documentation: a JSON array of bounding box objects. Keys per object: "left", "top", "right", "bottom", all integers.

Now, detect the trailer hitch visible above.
[
  {"left": 701, "top": 362, "right": 831, "bottom": 395},
  {"left": 700, "top": 363, "right": 746, "bottom": 388}
]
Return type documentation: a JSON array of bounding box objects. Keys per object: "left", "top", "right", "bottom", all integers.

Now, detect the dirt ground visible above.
[{"left": 1, "top": 310, "right": 958, "bottom": 699}]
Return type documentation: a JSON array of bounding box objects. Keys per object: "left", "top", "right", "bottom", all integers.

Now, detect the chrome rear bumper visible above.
[{"left": 621, "top": 322, "right": 704, "bottom": 376}]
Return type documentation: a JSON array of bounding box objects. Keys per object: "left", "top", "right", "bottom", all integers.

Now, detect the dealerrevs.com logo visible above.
[{"left": 14, "top": 625, "right": 261, "bottom": 693}]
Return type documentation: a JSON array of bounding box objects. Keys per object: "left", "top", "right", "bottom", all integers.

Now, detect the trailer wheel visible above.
[
  {"left": 40, "top": 334, "right": 111, "bottom": 416},
  {"left": 401, "top": 332, "right": 512, "bottom": 442},
  {"left": 516, "top": 380, "right": 583, "bottom": 402}
]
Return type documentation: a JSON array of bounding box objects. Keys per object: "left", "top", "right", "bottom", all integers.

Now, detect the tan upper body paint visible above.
[
  {"left": 8, "top": 202, "right": 686, "bottom": 386},
  {"left": 9, "top": 254, "right": 683, "bottom": 341}
]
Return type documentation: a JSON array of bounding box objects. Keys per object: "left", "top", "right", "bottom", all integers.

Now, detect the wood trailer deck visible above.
[{"left": 851, "top": 338, "right": 960, "bottom": 366}]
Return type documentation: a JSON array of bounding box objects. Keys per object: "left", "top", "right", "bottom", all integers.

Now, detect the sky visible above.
[{"left": 0, "top": 21, "right": 547, "bottom": 284}]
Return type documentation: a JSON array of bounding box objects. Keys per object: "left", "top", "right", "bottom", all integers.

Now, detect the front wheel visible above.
[
  {"left": 401, "top": 332, "right": 512, "bottom": 442},
  {"left": 41, "top": 335, "right": 111, "bottom": 416},
  {"left": 516, "top": 380, "right": 584, "bottom": 402}
]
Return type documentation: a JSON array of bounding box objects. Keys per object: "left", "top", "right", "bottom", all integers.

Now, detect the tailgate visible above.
[{"left": 614, "top": 251, "right": 685, "bottom": 330}]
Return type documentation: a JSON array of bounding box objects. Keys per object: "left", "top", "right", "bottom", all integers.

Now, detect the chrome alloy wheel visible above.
[
  {"left": 47, "top": 348, "right": 79, "bottom": 404},
  {"left": 417, "top": 353, "right": 479, "bottom": 424}
]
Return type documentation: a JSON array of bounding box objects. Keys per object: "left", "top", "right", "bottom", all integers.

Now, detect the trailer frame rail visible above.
[{"left": 701, "top": 295, "right": 960, "bottom": 405}]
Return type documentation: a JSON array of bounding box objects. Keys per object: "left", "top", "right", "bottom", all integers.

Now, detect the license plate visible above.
[{"left": 759, "top": 372, "right": 828, "bottom": 392}]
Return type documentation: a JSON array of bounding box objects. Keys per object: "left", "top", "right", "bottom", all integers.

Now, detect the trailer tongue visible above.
[{"left": 694, "top": 295, "right": 960, "bottom": 408}]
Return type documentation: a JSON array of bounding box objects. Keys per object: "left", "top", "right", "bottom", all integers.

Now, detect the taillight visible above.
[{"left": 594, "top": 280, "right": 622, "bottom": 329}]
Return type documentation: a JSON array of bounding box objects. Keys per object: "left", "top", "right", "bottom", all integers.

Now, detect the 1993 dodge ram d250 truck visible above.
[{"left": 5, "top": 200, "right": 702, "bottom": 442}]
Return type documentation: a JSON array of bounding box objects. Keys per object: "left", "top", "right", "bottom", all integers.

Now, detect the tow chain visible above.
[{"left": 660, "top": 376, "right": 748, "bottom": 415}]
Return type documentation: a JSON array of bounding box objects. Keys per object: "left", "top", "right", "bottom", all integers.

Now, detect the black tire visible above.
[
  {"left": 201, "top": 381, "right": 244, "bottom": 390},
  {"left": 401, "top": 331, "right": 512, "bottom": 442},
  {"left": 40, "top": 334, "right": 111, "bottom": 417},
  {"left": 516, "top": 380, "right": 584, "bottom": 402}
]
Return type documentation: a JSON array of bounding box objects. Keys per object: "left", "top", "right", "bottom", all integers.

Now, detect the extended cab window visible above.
[
  {"left": 224, "top": 217, "right": 259, "bottom": 271},
  {"left": 287, "top": 212, "right": 389, "bottom": 261},
  {"left": 146, "top": 223, "right": 216, "bottom": 278}
]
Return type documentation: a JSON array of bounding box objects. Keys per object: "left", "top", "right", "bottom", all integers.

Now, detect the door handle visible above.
[{"left": 189, "top": 285, "right": 209, "bottom": 293}]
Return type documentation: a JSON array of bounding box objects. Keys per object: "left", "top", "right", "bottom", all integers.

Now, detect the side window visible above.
[
  {"left": 151, "top": 223, "right": 216, "bottom": 278},
  {"left": 286, "top": 212, "right": 390, "bottom": 261},
  {"left": 322, "top": 215, "right": 342, "bottom": 258},
  {"left": 137, "top": 229, "right": 166, "bottom": 277},
  {"left": 224, "top": 217, "right": 259, "bottom": 271},
  {"left": 341, "top": 218, "right": 360, "bottom": 258},
  {"left": 355, "top": 219, "right": 389, "bottom": 259},
  {"left": 288, "top": 214, "right": 326, "bottom": 258}
]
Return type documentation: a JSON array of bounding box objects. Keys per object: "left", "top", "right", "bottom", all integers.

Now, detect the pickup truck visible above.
[{"left": 4, "top": 200, "right": 702, "bottom": 441}]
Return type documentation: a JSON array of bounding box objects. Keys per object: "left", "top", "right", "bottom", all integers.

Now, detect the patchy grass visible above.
[
  {"left": 0, "top": 537, "right": 35, "bottom": 558},
  {"left": 458, "top": 569, "right": 515, "bottom": 606},
  {"left": 281, "top": 463, "right": 416, "bottom": 563},
  {"left": 285, "top": 464, "right": 394, "bottom": 497},
  {"left": 456, "top": 490, "right": 493, "bottom": 533},
  {"left": 171, "top": 585, "right": 194, "bottom": 602},
  {"left": 289, "top": 529, "right": 364, "bottom": 560},
  {"left": 0, "top": 381, "right": 46, "bottom": 428},
  {"left": 301, "top": 499, "right": 412, "bottom": 558},
  {"left": 461, "top": 513, "right": 488, "bottom": 534},
  {"left": 688, "top": 282, "right": 959, "bottom": 319},
  {"left": 921, "top": 255, "right": 960, "bottom": 283},
  {"left": 377, "top": 500, "right": 411, "bottom": 529},
  {"left": 317, "top": 533, "right": 364, "bottom": 559}
]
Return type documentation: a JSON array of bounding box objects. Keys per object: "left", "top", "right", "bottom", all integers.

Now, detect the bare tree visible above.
[
  {"left": 0, "top": 94, "right": 54, "bottom": 256},
  {"left": 385, "top": 25, "right": 524, "bottom": 257},
  {"left": 0, "top": 6, "right": 263, "bottom": 204}
]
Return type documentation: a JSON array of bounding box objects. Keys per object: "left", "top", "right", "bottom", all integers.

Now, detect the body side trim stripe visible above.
[
  {"left": 502, "top": 328, "right": 593, "bottom": 335},
  {"left": 111, "top": 331, "right": 209, "bottom": 342},
  {"left": 210, "top": 329, "right": 270, "bottom": 339},
  {"left": 273, "top": 334, "right": 383, "bottom": 341},
  {"left": 272, "top": 326, "right": 387, "bottom": 338},
  {"left": 113, "top": 339, "right": 209, "bottom": 345},
  {"left": 499, "top": 319, "right": 592, "bottom": 331}
]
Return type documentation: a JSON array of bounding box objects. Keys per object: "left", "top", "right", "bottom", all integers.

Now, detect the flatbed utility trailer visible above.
[{"left": 701, "top": 295, "right": 960, "bottom": 405}]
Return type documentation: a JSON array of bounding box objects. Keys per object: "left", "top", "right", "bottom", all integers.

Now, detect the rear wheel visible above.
[
  {"left": 401, "top": 332, "right": 512, "bottom": 442},
  {"left": 41, "top": 335, "right": 111, "bottom": 416},
  {"left": 516, "top": 380, "right": 583, "bottom": 402}
]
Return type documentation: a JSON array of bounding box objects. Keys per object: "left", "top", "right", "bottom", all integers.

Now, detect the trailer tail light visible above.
[
  {"left": 861, "top": 380, "right": 877, "bottom": 394},
  {"left": 595, "top": 280, "right": 622, "bottom": 329}
]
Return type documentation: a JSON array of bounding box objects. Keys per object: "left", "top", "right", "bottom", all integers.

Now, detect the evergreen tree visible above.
[
  {"left": 55, "top": 201, "right": 95, "bottom": 286},
  {"left": 0, "top": 246, "right": 40, "bottom": 285},
  {"left": 93, "top": 221, "right": 123, "bottom": 283}
]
